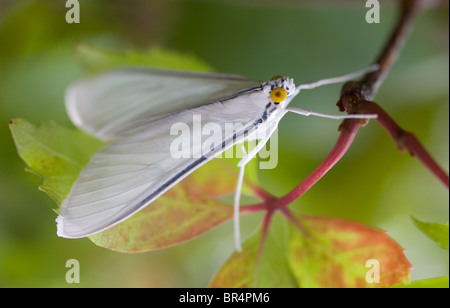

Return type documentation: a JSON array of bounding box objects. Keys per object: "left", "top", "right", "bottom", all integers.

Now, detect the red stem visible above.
[
  {"left": 241, "top": 120, "right": 361, "bottom": 213},
  {"left": 259, "top": 209, "right": 275, "bottom": 254},
  {"left": 361, "top": 101, "right": 449, "bottom": 188},
  {"left": 273, "top": 120, "right": 360, "bottom": 209}
]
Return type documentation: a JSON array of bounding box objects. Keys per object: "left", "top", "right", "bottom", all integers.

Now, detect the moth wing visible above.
[
  {"left": 65, "top": 68, "right": 259, "bottom": 141},
  {"left": 57, "top": 81, "right": 269, "bottom": 238}
]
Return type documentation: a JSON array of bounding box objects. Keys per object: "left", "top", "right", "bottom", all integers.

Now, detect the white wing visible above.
[
  {"left": 65, "top": 68, "right": 259, "bottom": 141},
  {"left": 57, "top": 70, "right": 272, "bottom": 238}
]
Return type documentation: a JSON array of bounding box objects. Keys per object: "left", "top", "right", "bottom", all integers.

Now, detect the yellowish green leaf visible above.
[
  {"left": 411, "top": 217, "right": 449, "bottom": 250},
  {"left": 9, "top": 118, "right": 103, "bottom": 205}
]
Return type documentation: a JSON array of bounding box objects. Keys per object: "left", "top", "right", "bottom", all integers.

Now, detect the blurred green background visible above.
[{"left": 0, "top": 0, "right": 448, "bottom": 287}]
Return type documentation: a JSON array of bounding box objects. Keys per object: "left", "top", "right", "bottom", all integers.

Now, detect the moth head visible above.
[{"left": 266, "top": 76, "right": 295, "bottom": 106}]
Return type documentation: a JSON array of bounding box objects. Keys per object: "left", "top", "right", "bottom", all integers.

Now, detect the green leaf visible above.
[
  {"left": 75, "top": 43, "right": 214, "bottom": 74},
  {"left": 9, "top": 118, "right": 103, "bottom": 206},
  {"left": 10, "top": 120, "right": 260, "bottom": 252},
  {"left": 211, "top": 214, "right": 412, "bottom": 288},
  {"left": 392, "top": 276, "right": 449, "bottom": 288},
  {"left": 209, "top": 229, "right": 298, "bottom": 288},
  {"left": 411, "top": 217, "right": 449, "bottom": 250}
]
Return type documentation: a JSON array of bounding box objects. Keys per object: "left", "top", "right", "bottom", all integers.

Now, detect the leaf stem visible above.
[{"left": 273, "top": 120, "right": 360, "bottom": 209}]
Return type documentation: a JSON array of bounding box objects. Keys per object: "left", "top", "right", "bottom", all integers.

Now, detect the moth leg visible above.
[
  {"left": 237, "top": 136, "right": 273, "bottom": 168},
  {"left": 234, "top": 133, "right": 274, "bottom": 252},
  {"left": 233, "top": 145, "right": 248, "bottom": 252}
]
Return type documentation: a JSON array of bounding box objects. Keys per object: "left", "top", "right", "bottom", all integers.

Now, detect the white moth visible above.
[{"left": 57, "top": 66, "right": 377, "bottom": 251}]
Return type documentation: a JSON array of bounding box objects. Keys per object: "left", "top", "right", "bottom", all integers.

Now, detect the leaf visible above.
[
  {"left": 75, "top": 43, "right": 214, "bottom": 74},
  {"left": 210, "top": 214, "right": 411, "bottom": 288},
  {"left": 393, "top": 276, "right": 449, "bottom": 288},
  {"left": 411, "top": 217, "right": 449, "bottom": 250},
  {"left": 10, "top": 119, "right": 259, "bottom": 252},
  {"left": 209, "top": 230, "right": 298, "bottom": 288},
  {"left": 288, "top": 214, "right": 411, "bottom": 288},
  {"left": 9, "top": 118, "right": 103, "bottom": 205}
]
